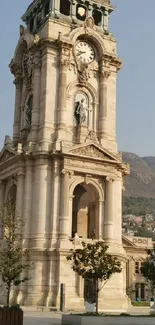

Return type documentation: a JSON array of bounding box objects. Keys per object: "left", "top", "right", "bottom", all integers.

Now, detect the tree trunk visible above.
[
  {"left": 95, "top": 279, "right": 99, "bottom": 314},
  {"left": 6, "top": 284, "right": 11, "bottom": 307}
]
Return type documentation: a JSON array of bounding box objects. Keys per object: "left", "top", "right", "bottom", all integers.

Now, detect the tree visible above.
[
  {"left": 141, "top": 246, "right": 155, "bottom": 311},
  {"left": 66, "top": 240, "right": 122, "bottom": 313},
  {"left": 0, "top": 200, "right": 30, "bottom": 307}
]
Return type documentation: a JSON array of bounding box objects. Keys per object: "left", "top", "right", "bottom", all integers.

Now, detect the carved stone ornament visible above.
[
  {"left": 4, "top": 135, "right": 13, "bottom": 148},
  {"left": 84, "top": 17, "right": 96, "bottom": 34},
  {"left": 23, "top": 50, "right": 33, "bottom": 88},
  {"left": 78, "top": 64, "right": 90, "bottom": 86},
  {"left": 85, "top": 131, "right": 98, "bottom": 143},
  {"left": 70, "top": 145, "right": 111, "bottom": 160}
]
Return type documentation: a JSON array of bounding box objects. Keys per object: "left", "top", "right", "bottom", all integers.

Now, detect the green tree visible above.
[
  {"left": 0, "top": 201, "right": 30, "bottom": 306},
  {"left": 66, "top": 240, "right": 122, "bottom": 313},
  {"left": 141, "top": 246, "right": 155, "bottom": 311}
]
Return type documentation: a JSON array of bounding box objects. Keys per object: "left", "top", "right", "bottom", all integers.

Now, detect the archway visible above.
[{"left": 72, "top": 182, "right": 100, "bottom": 239}]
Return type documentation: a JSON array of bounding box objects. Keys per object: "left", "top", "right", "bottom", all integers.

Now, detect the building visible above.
[
  {"left": 0, "top": 0, "right": 130, "bottom": 311},
  {"left": 123, "top": 235, "right": 153, "bottom": 301}
]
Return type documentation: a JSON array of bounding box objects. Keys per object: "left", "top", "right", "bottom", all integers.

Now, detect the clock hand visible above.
[{"left": 77, "top": 51, "right": 86, "bottom": 56}]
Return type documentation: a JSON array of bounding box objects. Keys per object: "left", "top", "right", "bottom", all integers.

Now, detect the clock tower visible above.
[{"left": 0, "top": 0, "right": 130, "bottom": 311}]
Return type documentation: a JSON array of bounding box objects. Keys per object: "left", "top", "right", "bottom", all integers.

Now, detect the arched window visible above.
[
  {"left": 60, "top": 0, "right": 70, "bottom": 16},
  {"left": 76, "top": 5, "right": 87, "bottom": 21},
  {"left": 25, "top": 95, "right": 33, "bottom": 129},
  {"left": 93, "top": 10, "right": 102, "bottom": 26},
  {"left": 45, "top": 0, "right": 50, "bottom": 17}
]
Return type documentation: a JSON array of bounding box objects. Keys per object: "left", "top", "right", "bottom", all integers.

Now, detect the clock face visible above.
[{"left": 75, "top": 41, "right": 95, "bottom": 64}]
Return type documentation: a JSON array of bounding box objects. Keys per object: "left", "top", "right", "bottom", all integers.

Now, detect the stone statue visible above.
[
  {"left": 24, "top": 103, "right": 32, "bottom": 129},
  {"left": 74, "top": 97, "right": 92, "bottom": 126},
  {"left": 4, "top": 135, "right": 12, "bottom": 148}
]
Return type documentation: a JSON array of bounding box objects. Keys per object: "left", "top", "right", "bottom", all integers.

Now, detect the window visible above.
[
  {"left": 30, "top": 17, "right": 34, "bottom": 33},
  {"left": 76, "top": 5, "right": 87, "bottom": 21},
  {"left": 60, "top": 0, "right": 70, "bottom": 16},
  {"left": 93, "top": 10, "right": 102, "bottom": 26},
  {"left": 45, "top": 0, "right": 50, "bottom": 17},
  {"left": 135, "top": 262, "right": 139, "bottom": 274}
]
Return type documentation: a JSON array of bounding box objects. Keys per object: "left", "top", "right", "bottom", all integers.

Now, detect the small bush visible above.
[{"left": 132, "top": 301, "right": 150, "bottom": 307}]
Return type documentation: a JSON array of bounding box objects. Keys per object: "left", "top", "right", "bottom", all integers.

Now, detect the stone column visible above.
[
  {"left": 0, "top": 181, "right": 5, "bottom": 238},
  {"left": 32, "top": 157, "right": 52, "bottom": 248},
  {"left": 16, "top": 170, "right": 25, "bottom": 218},
  {"left": 71, "top": 1, "right": 77, "bottom": 22},
  {"left": 54, "top": 0, "right": 60, "bottom": 17},
  {"left": 104, "top": 177, "right": 114, "bottom": 242},
  {"left": 23, "top": 159, "right": 33, "bottom": 248},
  {"left": 51, "top": 159, "right": 61, "bottom": 241},
  {"left": 0, "top": 181, "right": 5, "bottom": 207},
  {"left": 49, "top": 0, "right": 53, "bottom": 16},
  {"left": 113, "top": 177, "right": 123, "bottom": 244},
  {"left": 59, "top": 170, "right": 72, "bottom": 239},
  {"left": 99, "top": 68, "right": 111, "bottom": 143},
  {"left": 103, "top": 9, "right": 109, "bottom": 32},
  {"left": 13, "top": 74, "right": 23, "bottom": 145},
  {"left": 98, "top": 200, "right": 104, "bottom": 239},
  {"left": 88, "top": 3, "right": 93, "bottom": 17},
  {"left": 31, "top": 53, "right": 41, "bottom": 142},
  {"left": 58, "top": 60, "right": 67, "bottom": 127}
]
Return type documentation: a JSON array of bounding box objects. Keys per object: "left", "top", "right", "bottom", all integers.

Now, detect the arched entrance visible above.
[{"left": 72, "top": 182, "right": 101, "bottom": 239}]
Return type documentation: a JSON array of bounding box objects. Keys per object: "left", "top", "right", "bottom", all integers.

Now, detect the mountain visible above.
[{"left": 122, "top": 152, "right": 155, "bottom": 198}]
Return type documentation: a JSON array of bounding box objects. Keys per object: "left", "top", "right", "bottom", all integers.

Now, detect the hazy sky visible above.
[{"left": 0, "top": 0, "right": 155, "bottom": 156}]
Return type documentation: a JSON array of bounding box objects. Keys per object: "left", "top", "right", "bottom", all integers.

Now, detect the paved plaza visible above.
[
  {"left": 23, "top": 311, "right": 61, "bottom": 325},
  {"left": 23, "top": 307, "right": 152, "bottom": 325}
]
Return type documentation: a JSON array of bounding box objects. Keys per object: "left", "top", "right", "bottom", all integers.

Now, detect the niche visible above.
[
  {"left": 93, "top": 9, "right": 102, "bottom": 26},
  {"left": 60, "top": 0, "right": 71, "bottom": 16}
]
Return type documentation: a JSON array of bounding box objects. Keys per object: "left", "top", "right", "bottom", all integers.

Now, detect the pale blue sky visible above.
[{"left": 0, "top": 0, "right": 154, "bottom": 156}]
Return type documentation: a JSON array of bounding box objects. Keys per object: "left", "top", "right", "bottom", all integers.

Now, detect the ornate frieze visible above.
[
  {"left": 69, "top": 144, "right": 113, "bottom": 160},
  {"left": 64, "top": 157, "right": 116, "bottom": 175}
]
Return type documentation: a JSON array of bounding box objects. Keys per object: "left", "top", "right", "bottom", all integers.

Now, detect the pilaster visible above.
[
  {"left": 56, "top": 43, "right": 71, "bottom": 142},
  {"left": 104, "top": 176, "right": 114, "bottom": 243},
  {"left": 99, "top": 65, "right": 111, "bottom": 144},
  {"left": 16, "top": 170, "right": 25, "bottom": 218},
  {"left": 59, "top": 169, "right": 74, "bottom": 240},
  {"left": 0, "top": 180, "right": 5, "bottom": 207},
  {"left": 31, "top": 156, "right": 52, "bottom": 248},
  {"left": 31, "top": 52, "right": 41, "bottom": 142},
  {"left": 23, "top": 159, "right": 33, "bottom": 248},
  {"left": 50, "top": 159, "right": 61, "bottom": 243},
  {"left": 13, "top": 73, "right": 23, "bottom": 145}
]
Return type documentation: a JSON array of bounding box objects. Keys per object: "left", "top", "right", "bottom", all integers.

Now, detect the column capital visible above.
[
  {"left": 17, "top": 170, "right": 25, "bottom": 177},
  {"left": 62, "top": 169, "right": 74, "bottom": 178},
  {"left": 99, "top": 67, "right": 111, "bottom": 79},
  {"left": 106, "top": 176, "right": 114, "bottom": 182}
]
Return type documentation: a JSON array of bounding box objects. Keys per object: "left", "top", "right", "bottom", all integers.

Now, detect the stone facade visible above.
[
  {"left": 123, "top": 235, "right": 154, "bottom": 301},
  {"left": 0, "top": 0, "right": 130, "bottom": 311}
]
